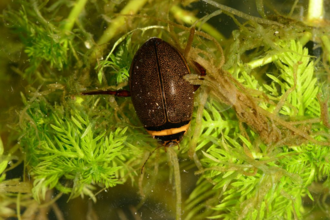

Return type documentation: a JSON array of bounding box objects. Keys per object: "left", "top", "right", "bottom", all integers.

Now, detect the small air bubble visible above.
[{"left": 84, "top": 41, "right": 91, "bottom": 49}]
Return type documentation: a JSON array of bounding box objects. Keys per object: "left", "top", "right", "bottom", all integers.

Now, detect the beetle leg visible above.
[
  {"left": 141, "top": 145, "right": 162, "bottom": 174},
  {"left": 193, "top": 85, "right": 201, "bottom": 91},
  {"left": 82, "top": 90, "right": 131, "bottom": 97},
  {"left": 193, "top": 62, "right": 206, "bottom": 91}
]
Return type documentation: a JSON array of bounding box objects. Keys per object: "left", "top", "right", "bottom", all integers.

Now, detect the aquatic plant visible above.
[{"left": 0, "top": 0, "right": 329, "bottom": 219}]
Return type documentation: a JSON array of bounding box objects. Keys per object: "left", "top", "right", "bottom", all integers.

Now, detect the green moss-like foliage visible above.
[
  {"left": 18, "top": 92, "right": 144, "bottom": 203},
  {"left": 183, "top": 28, "right": 330, "bottom": 220}
]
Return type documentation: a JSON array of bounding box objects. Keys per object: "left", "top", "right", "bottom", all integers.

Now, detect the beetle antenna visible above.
[{"left": 141, "top": 145, "right": 162, "bottom": 174}]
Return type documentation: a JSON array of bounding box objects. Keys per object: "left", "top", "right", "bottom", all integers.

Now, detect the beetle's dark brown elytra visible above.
[
  {"left": 129, "top": 38, "right": 194, "bottom": 146},
  {"left": 82, "top": 38, "right": 196, "bottom": 146}
]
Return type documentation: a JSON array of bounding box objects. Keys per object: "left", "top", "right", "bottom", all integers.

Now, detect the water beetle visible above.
[{"left": 83, "top": 38, "right": 201, "bottom": 146}]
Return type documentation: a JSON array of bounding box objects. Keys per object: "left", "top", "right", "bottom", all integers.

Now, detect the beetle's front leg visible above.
[{"left": 192, "top": 62, "right": 206, "bottom": 91}]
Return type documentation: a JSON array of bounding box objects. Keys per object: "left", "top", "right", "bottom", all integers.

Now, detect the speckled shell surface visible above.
[{"left": 130, "top": 38, "right": 194, "bottom": 128}]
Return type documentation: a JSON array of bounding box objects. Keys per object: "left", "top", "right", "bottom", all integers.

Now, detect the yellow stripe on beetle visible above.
[{"left": 146, "top": 123, "right": 190, "bottom": 137}]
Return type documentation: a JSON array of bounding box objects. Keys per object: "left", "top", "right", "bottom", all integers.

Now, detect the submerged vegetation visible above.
[{"left": 0, "top": 0, "right": 330, "bottom": 219}]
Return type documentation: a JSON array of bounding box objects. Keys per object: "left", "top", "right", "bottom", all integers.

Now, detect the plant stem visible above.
[
  {"left": 246, "top": 55, "right": 276, "bottom": 69},
  {"left": 201, "top": 0, "right": 283, "bottom": 27},
  {"left": 306, "top": 0, "right": 324, "bottom": 23},
  {"left": 188, "top": 89, "right": 208, "bottom": 158},
  {"left": 62, "top": 0, "right": 88, "bottom": 32},
  {"left": 242, "top": 31, "right": 312, "bottom": 70},
  {"left": 168, "top": 148, "right": 182, "bottom": 220},
  {"left": 89, "top": 0, "right": 147, "bottom": 63},
  {"left": 96, "top": 0, "right": 147, "bottom": 45},
  {"left": 255, "top": 0, "right": 266, "bottom": 18},
  {"left": 17, "top": 193, "right": 21, "bottom": 220},
  {"left": 321, "top": 35, "right": 330, "bottom": 63},
  {"left": 170, "top": 5, "right": 225, "bottom": 42},
  {"left": 60, "top": 0, "right": 88, "bottom": 60},
  {"left": 299, "top": 31, "right": 312, "bottom": 46}
]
